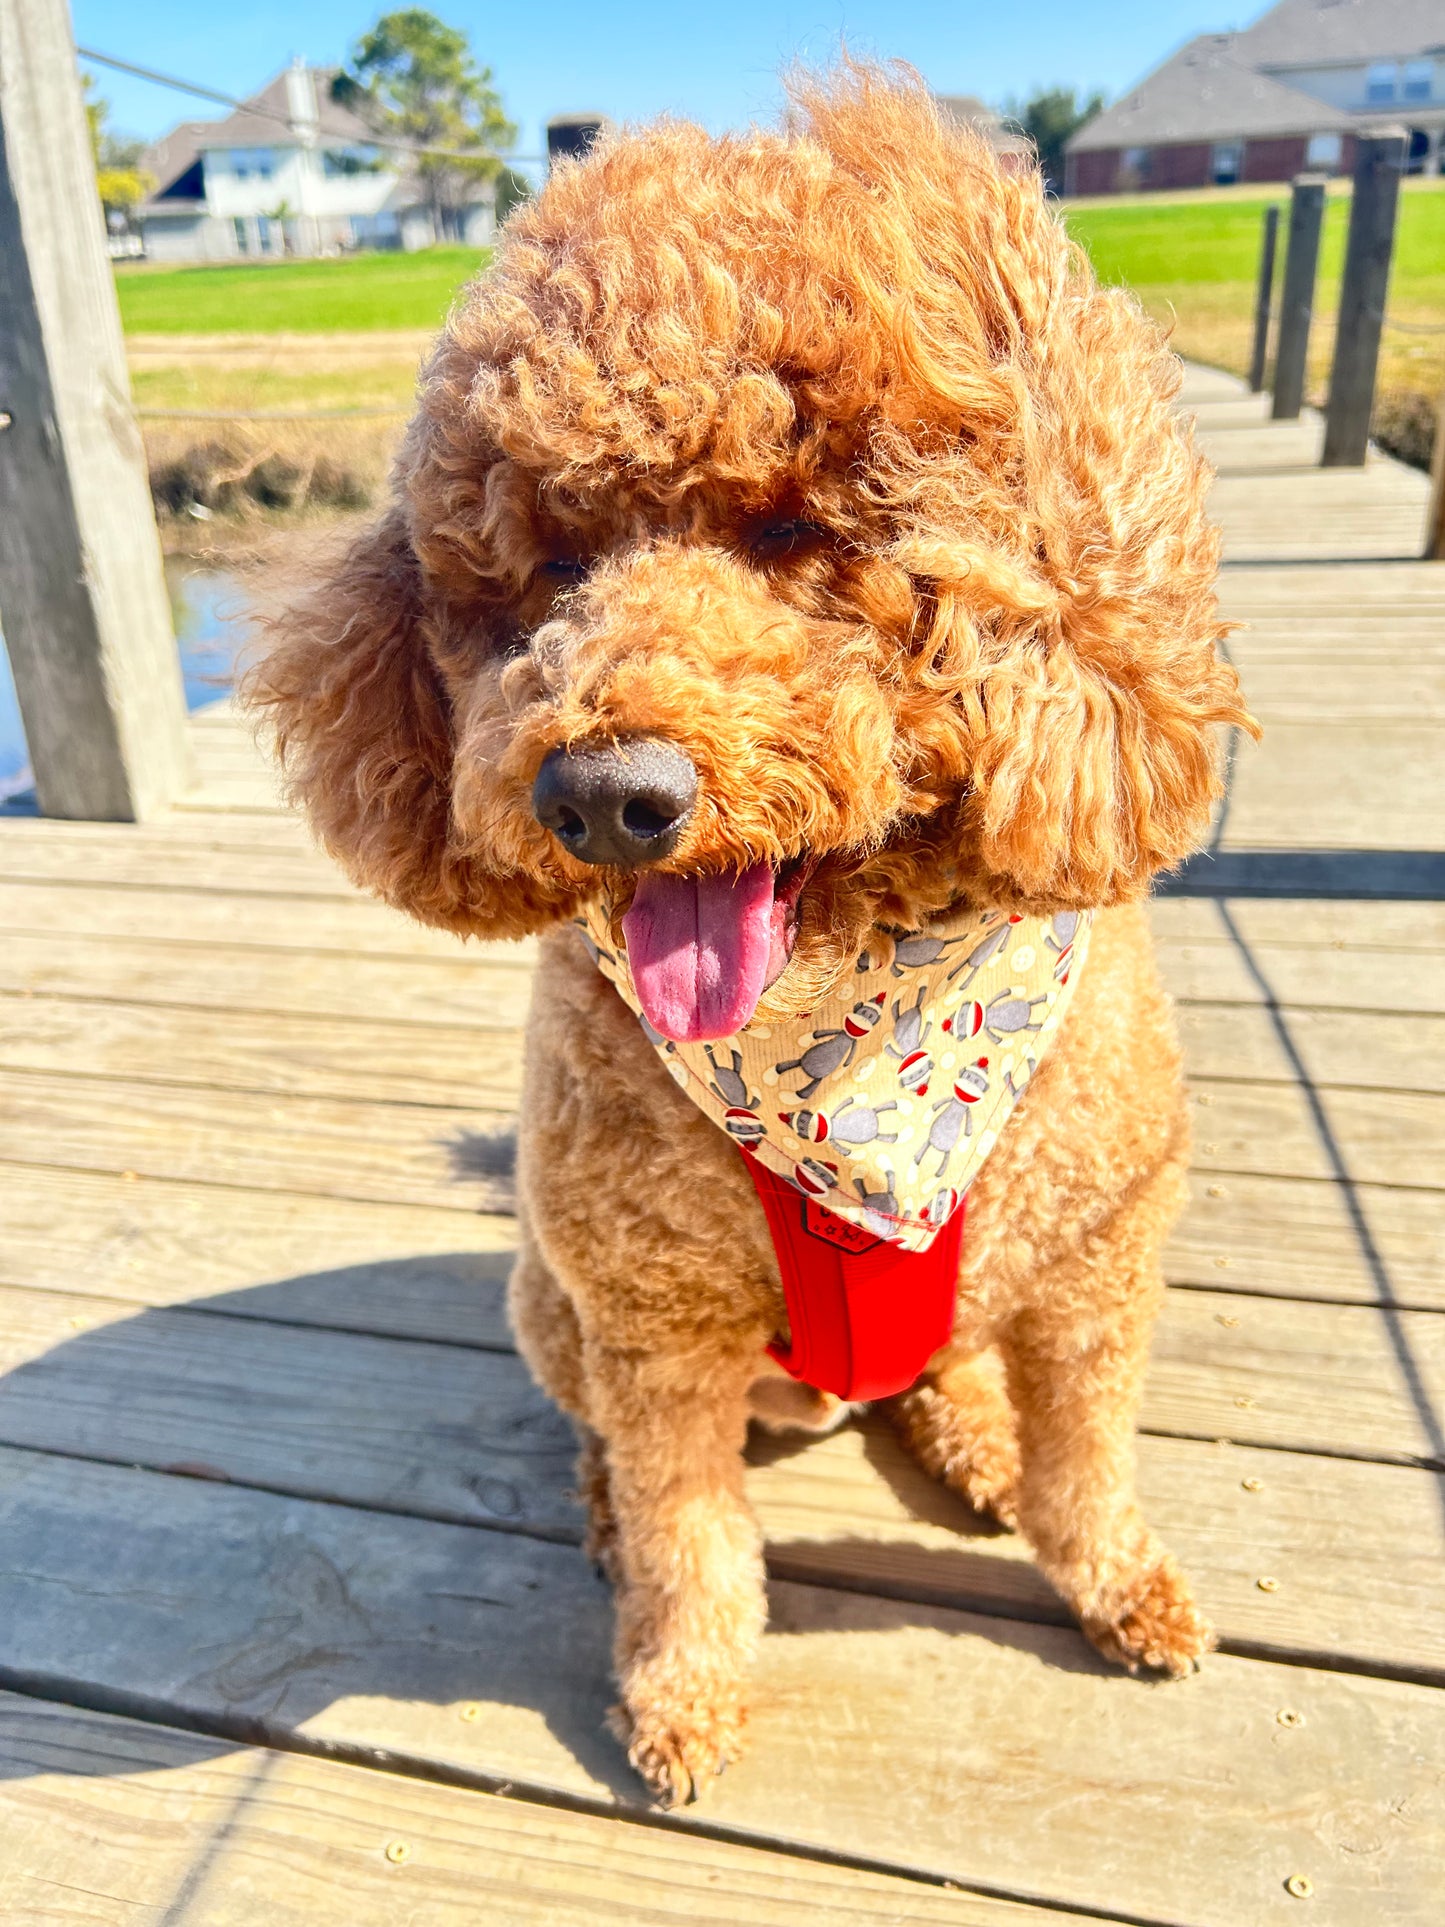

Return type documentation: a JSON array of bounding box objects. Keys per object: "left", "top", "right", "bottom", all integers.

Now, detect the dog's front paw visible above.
[
  {"left": 609, "top": 1682, "right": 747, "bottom": 1807},
  {"left": 1084, "top": 1554, "right": 1216, "bottom": 1679}
]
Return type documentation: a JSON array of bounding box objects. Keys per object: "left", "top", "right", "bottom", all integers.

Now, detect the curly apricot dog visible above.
[{"left": 249, "top": 69, "right": 1254, "bottom": 1806}]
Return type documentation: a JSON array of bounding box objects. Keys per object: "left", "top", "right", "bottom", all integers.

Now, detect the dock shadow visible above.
[{"left": 0, "top": 1255, "right": 1116, "bottom": 1794}]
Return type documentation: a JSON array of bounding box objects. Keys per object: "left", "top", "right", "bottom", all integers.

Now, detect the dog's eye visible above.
[
  {"left": 542, "top": 556, "right": 588, "bottom": 582},
  {"left": 750, "top": 519, "right": 829, "bottom": 560}
]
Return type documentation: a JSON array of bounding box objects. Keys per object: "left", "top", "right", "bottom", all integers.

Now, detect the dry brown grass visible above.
[{"left": 130, "top": 336, "right": 419, "bottom": 553}]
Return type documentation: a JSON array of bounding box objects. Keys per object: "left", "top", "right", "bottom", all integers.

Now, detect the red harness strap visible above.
[{"left": 741, "top": 1154, "right": 964, "bottom": 1402}]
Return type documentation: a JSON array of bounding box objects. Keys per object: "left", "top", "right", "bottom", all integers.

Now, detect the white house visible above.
[{"left": 139, "top": 59, "right": 496, "bottom": 260}]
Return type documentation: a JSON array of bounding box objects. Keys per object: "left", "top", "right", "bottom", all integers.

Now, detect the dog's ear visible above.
[
  {"left": 955, "top": 566, "right": 1255, "bottom": 908},
  {"left": 243, "top": 510, "right": 558, "bottom": 937}
]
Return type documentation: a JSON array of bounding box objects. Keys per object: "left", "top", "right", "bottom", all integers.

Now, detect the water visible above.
[{"left": 0, "top": 561, "right": 250, "bottom": 806}]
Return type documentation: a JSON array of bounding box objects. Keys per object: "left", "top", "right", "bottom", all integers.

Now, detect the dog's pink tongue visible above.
[{"left": 623, "top": 863, "right": 776, "bottom": 1043}]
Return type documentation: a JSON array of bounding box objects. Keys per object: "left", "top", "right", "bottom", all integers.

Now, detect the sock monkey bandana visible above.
[{"left": 577, "top": 898, "right": 1091, "bottom": 1396}]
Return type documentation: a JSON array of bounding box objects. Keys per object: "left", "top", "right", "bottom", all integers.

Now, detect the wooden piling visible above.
[
  {"left": 1322, "top": 128, "right": 1406, "bottom": 468},
  {"left": 1426, "top": 396, "right": 1445, "bottom": 562},
  {"left": 1271, "top": 175, "right": 1327, "bottom": 422},
  {"left": 1248, "top": 204, "right": 1280, "bottom": 394},
  {"left": 0, "top": 0, "right": 191, "bottom": 819}
]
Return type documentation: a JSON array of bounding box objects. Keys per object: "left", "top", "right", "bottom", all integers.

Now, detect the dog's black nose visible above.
[{"left": 532, "top": 739, "right": 698, "bottom": 868}]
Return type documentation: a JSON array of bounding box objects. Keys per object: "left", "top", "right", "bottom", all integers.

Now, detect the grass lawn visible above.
[
  {"left": 122, "top": 183, "right": 1443, "bottom": 550},
  {"left": 115, "top": 245, "right": 488, "bottom": 334},
  {"left": 1063, "top": 180, "right": 1445, "bottom": 402}
]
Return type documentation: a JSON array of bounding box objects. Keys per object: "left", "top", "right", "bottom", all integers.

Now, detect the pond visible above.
[{"left": 0, "top": 563, "right": 251, "bottom": 806}]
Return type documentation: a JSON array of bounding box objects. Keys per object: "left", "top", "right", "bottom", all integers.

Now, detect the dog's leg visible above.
[
  {"left": 508, "top": 1236, "right": 618, "bottom": 1577},
  {"left": 889, "top": 1345, "right": 1021, "bottom": 1527},
  {"left": 586, "top": 1339, "right": 765, "bottom": 1808},
  {"left": 1004, "top": 1179, "right": 1215, "bottom": 1679}
]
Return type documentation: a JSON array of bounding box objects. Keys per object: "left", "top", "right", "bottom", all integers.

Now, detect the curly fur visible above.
[{"left": 246, "top": 66, "right": 1256, "bottom": 1808}]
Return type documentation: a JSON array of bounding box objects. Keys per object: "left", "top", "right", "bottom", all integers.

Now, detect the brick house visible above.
[{"left": 1065, "top": 0, "right": 1445, "bottom": 195}]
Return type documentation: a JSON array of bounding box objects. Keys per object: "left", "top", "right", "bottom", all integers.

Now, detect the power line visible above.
[{"left": 77, "top": 45, "right": 546, "bottom": 165}]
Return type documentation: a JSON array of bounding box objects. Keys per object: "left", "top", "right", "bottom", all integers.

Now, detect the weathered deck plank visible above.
[
  {"left": 0, "top": 1450, "right": 1440, "bottom": 1927},
  {"left": 1165, "top": 1170, "right": 1445, "bottom": 1310},
  {"left": 0, "top": 1280, "right": 1438, "bottom": 1675},
  {"left": 0, "top": 990, "right": 525, "bottom": 1108},
  {"left": 0, "top": 1068, "right": 513, "bottom": 1212},
  {"left": 2, "top": 1695, "right": 1082, "bottom": 1927},
  {"left": 0, "top": 929, "right": 534, "bottom": 1027},
  {"left": 0, "top": 1163, "right": 517, "bottom": 1343}
]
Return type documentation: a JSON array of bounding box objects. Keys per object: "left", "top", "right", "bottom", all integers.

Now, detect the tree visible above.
[
  {"left": 332, "top": 10, "right": 516, "bottom": 240},
  {"left": 1003, "top": 87, "right": 1105, "bottom": 195},
  {"left": 83, "top": 75, "right": 154, "bottom": 229}
]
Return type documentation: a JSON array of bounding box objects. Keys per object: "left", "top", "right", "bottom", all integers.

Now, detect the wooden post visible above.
[
  {"left": 1248, "top": 203, "right": 1280, "bottom": 393},
  {"left": 1322, "top": 127, "right": 1406, "bottom": 468},
  {"left": 1271, "top": 174, "right": 1327, "bottom": 422},
  {"left": 0, "top": 0, "right": 191, "bottom": 819},
  {"left": 1426, "top": 395, "right": 1445, "bottom": 562}
]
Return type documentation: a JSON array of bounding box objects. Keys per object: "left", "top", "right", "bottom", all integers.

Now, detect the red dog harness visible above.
[{"left": 743, "top": 1153, "right": 965, "bottom": 1401}]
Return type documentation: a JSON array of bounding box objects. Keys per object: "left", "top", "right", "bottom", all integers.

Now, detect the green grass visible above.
[
  {"left": 1062, "top": 182, "right": 1445, "bottom": 399},
  {"left": 115, "top": 245, "right": 489, "bottom": 334}
]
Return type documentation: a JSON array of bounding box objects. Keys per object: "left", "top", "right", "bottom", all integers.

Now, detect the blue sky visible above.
[{"left": 74, "top": 2, "right": 1254, "bottom": 158}]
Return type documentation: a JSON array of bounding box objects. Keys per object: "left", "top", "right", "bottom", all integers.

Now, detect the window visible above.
[
  {"left": 232, "top": 215, "right": 249, "bottom": 253},
  {"left": 1403, "top": 60, "right": 1433, "bottom": 103},
  {"left": 1366, "top": 62, "right": 1397, "bottom": 103},
  {"left": 229, "top": 148, "right": 276, "bottom": 180},
  {"left": 1306, "top": 131, "right": 1343, "bottom": 170},
  {"left": 323, "top": 144, "right": 383, "bottom": 177},
  {"left": 1211, "top": 140, "right": 1243, "bottom": 185},
  {"left": 1121, "top": 145, "right": 1151, "bottom": 183}
]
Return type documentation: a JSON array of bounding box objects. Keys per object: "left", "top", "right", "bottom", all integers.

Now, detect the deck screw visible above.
[
  {"left": 1216, "top": 1311, "right": 1240, "bottom": 1324},
  {"left": 0, "top": 410, "right": 12, "bottom": 430},
  {"left": 1277, "top": 1708, "right": 1304, "bottom": 1728},
  {"left": 1241, "top": 1476, "right": 1264, "bottom": 1493},
  {"left": 1257, "top": 1576, "right": 1281, "bottom": 1593},
  {"left": 384, "top": 1840, "right": 410, "bottom": 1865},
  {"left": 1235, "top": 1395, "right": 1256, "bottom": 1409},
  {"left": 1206, "top": 1184, "right": 1226, "bottom": 1197},
  {"left": 1285, "top": 1874, "right": 1314, "bottom": 1898},
  {"left": 459, "top": 1703, "right": 481, "bottom": 1722},
  {"left": 1214, "top": 1258, "right": 1233, "bottom": 1270}
]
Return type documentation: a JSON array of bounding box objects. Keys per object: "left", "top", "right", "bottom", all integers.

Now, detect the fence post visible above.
[
  {"left": 1321, "top": 126, "right": 1406, "bottom": 468},
  {"left": 1271, "top": 174, "right": 1327, "bottom": 421},
  {"left": 1426, "top": 400, "right": 1445, "bottom": 562},
  {"left": 0, "top": 0, "right": 191, "bottom": 819},
  {"left": 1248, "top": 203, "right": 1280, "bottom": 393}
]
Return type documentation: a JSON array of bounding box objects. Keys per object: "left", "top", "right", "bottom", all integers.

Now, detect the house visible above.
[
  {"left": 1065, "top": 0, "right": 1445, "bottom": 195},
  {"left": 138, "top": 59, "right": 497, "bottom": 260}
]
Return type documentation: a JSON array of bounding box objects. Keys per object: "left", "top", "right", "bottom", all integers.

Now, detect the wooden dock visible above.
[{"left": 0, "top": 365, "right": 1441, "bottom": 1925}]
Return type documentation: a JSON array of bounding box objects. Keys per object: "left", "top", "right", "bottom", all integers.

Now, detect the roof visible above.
[
  {"left": 1241, "top": 0, "right": 1445, "bottom": 68},
  {"left": 139, "top": 119, "right": 212, "bottom": 198},
  {"left": 1067, "top": 32, "right": 1353, "bottom": 151},
  {"left": 140, "top": 66, "right": 375, "bottom": 198},
  {"left": 193, "top": 67, "right": 374, "bottom": 152}
]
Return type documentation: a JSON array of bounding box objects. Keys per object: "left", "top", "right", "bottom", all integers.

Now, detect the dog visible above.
[{"left": 247, "top": 67, "right": 1255, "bottom": 1808}]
